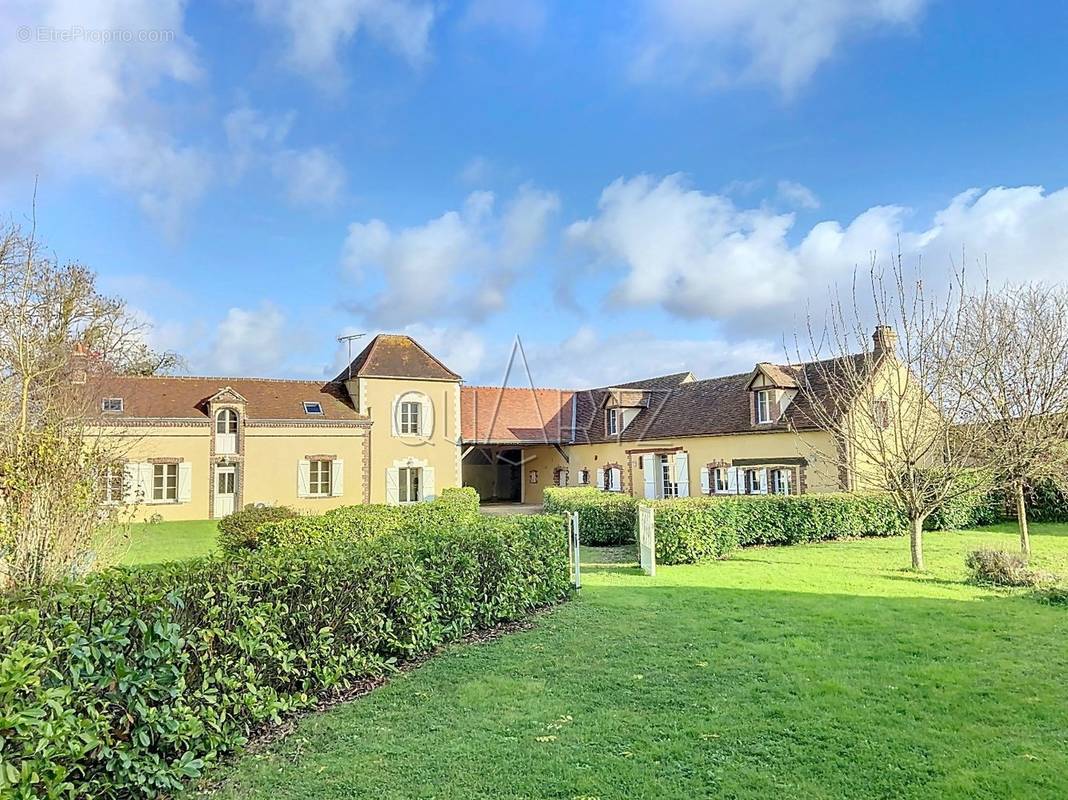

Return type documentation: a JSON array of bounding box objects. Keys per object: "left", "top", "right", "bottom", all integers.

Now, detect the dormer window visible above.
[
  {"left": 755, "top": 390, "right": 772, "bottom": 424},
  {"left": 607, "top": 408, "right": 619, "bottom": 435},
  {"left": 303, "top": 401, "right": 324, "bottom": 415},
  {"left": 102, "top": 397, "right": 124, "bottom": 413}
]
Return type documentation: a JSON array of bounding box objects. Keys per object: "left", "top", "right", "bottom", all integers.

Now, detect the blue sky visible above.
[{"left": 3, "top": 0, "right": 1068, "bottom": 387}]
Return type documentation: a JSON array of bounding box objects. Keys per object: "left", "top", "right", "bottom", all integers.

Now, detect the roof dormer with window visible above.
[
  {"left": 746, "top": 363, "right": 800, "bottom": 426},
  {"left": 603, "top": 388, "right": 649, "bottom": 437}
]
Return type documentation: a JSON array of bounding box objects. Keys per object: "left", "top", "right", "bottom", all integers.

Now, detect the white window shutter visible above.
[
  {"left": 610, "top": 467, "right": 622, "bottom": 492},
  {"left": 422, "top": 466, "right": 436, "bottom": 501},
  {"left": 386, "top": 467, "right": 400, "bottom": 504},
  {"left": 138, "top": 463, "right": 154, "bottom": 502},
  {"left": 674, "top": 452, "right": 690, "bottom": 497},
  {"left": 727, "top": 467, "right": 739, "bottom": 495},
  {"left": 759, "top": 468, "right": 769, "bottom": 494},
  {"left": 596, "top": 467, "right": 605, "bottom": 490},
  {"left": 422, "top": 397, "right": 435, "bottom": 438},
  {"left": 700, "top": 466, "right": 710, "bottom": 495},
  {"left": 642, "top": 455, "right": 656, "bottom": 499},
  {"left": 123, "top": 463, "right": 140, "bottom": 503},
  {"left": 331, "top": 459, "right": 344, "bottom": 497},
  {"left": 390, "top": 396, "right": 399, "bottom": 437},
  {"left": 297, "top": 459, "right": 311, "bottom": 498},
  {"left": 177, "top": 463, "right": 192, "bottom": 503}
]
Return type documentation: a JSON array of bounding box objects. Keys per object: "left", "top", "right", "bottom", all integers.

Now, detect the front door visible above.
[{"left": 214, "top": 465, "right": 236, "bottom": 518}]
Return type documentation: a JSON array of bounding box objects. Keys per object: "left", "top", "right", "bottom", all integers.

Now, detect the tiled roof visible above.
[
  {"left": 461, "top": 386, "right": 576, "bottom": 444},
  {"left": 95, "top": 376, "right": 366, "bottom": 422},
  {"left": 334, "top": 334, "right": 460, "bottom": 382}
]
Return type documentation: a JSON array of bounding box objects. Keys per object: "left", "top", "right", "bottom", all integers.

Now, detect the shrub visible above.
[
  {"left": 543, "top": 487, "right": 637, "bottom": 545},
  {"left": 651, "top": 493, "right": 906, "bottom": 565},
  {"left": 0, "top": 513, "right": 569, "bottom": 798},
  {"left": 216, "top": 504, "right": 299, "bottom": 552},
  {"left": 221, "top": 487, "right": 482, "bottom": 554},
  {"left": 964, "top": 549, "right": 1060, "bottom": 588},
  {"left": 1025, "top": 479, "right": 1068, "bottom": 523},
  {"left": 925, "top": 471, "right": 1004, "bottom": 530}
]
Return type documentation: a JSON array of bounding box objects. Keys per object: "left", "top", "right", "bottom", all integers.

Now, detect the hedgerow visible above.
[
  {"left": 216, "top": 504, "right": 299, "bottom": 552},
  {"left": 223, "top": 486, "right": 481, "bottom": 553},
  {"left": 923, "top": 470, "right": 1004, "bottom": 531},
  {"left": 0, "top": 511, "right": 569, "bottom": 799},
  {"left": 650, "top": 493, "right": 906, "bottom": 564},
  {"left": 543, "top": 487, "right": 637, "bottom": 545}
]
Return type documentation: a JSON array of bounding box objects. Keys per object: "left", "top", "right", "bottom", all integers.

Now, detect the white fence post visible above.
[
  {"left": 570, "top": 511, "right": 582, "bottom": 588},
  {"left": 638, "top": 504, "right": 656, "bottom": 577}
]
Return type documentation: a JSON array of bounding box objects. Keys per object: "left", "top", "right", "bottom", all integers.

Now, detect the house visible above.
[{"left": 96, "top": 327, "right": 900, "bottom": 519}]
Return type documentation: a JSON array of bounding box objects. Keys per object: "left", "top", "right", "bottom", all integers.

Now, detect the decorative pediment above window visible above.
[{"left": 205, "top": 387, "right": 248, "bottom": 406}]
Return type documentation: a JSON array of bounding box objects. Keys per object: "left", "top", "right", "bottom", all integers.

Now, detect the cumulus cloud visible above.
[
  {"left": 251, "top": 0, "right": 436, "bottom": 86},
  {"left": 0, "top": 0, "right": 208, "bottom": 236},
  {"left": 633, "top": 0, "right": 927, "bottom": 93},
  {"left": 208, "top": 302, "right": 293, "bottom": 375},
  {"left": 342, "top": 184, "right": 559, "bottom": 326},
  {"left": 777, "top": 179, "right": 820, "bottom": 210},
  {"left": 568, "top": 174, "right": 1068, "bottom": 327}
]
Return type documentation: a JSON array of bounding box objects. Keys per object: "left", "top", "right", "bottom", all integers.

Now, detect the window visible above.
[
  {"left": 660, "top": 454, "right": 677, "bottom": 498},
  {"left": 873, "top": 399, "right": 890, "bottom": 430},
  {"left": 579, "top": 469, "right": 589, "bottom": 485},
  {"left": 755, "top": 390, "right": 772, "bottom": 424},
  {"left": 399, "top": 401, "right": 422, "bottom": 435},
  {"left": 153, "top": 464, "right": 178, "bottom": 501},
  {"left": 102, "top": 398, "right": 124, "bottom": 413},
  {"left": 554, "top": 468, "right": 569, "bottom": 487},
  {"left": 303, "top": 401, "right": 324, "bottom": 415},
  {"left": 309, "top": 459, "right": 332, "bottom": 497},
  {"left": 604, "top": 468, "right": 615, "bottom": 491},
  {"left": 714, "top": 467, "right": 729, "bottom": 493},
  {"left": 770, "top": 468, "right": 792, "bottom": 495},
  {"left": 744, "top": 468, "right": 765, "bottom": 495},
  {"left": 399, "top": 466, "right": 422, "bottom": 503},
  {"left": 101, "top": 463, "right": 124, "bottom": 503},
  {"left": 607, "top": 408, "right": 619, "bottom": 435},
  {"left": 217, "top": 469, "right": 236, "bottom": 495},
  {"left": 216, "top": 408, "right": 238, "bottom": 434}
]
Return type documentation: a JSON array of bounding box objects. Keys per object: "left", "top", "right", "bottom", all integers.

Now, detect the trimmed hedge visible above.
[
  {"left": 216, "top": 504, "right": 299, "bottom": 552},
  {"left": 923, "top": 471, "right": 1003, "bottom": 531},
  {"left": 223, "top": 487, "right": 481, "bottom": 553},
  {"left": 543, "top": 487, "right": 637, "bottom": 545},
  {"left": 651, "top": 493, "right": 906, "bottom": 565},
  {"left": 0, "top": 512, "right": 569, "bottom": 798}
]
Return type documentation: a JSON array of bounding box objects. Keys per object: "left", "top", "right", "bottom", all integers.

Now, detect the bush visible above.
[
  {"left": 925, "top": 472, "right": 1004, "bottom": 530},
  {"left": 651, "top": 493, "right": 906, "bottom": 565},
  {"left": 216, "top": 504, "right": 299, "bottom": 552},
  {"left": 0, "top": 512, "right": 569, "bottom": 798},
  {"left": 543, "top": 487, "right": 637, "bottom": 545},
  {"left": 964, "top": 549, "right": 1060, "bottom": 588},
  {"left": 221, "top": 487, "right": 482, "bottom": 554},
  {"left": 1025, "top": 479, "right": 1068, "bottom": 523}
]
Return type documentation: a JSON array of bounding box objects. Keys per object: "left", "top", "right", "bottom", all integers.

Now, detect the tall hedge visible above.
[
  {"left": 223, "top": 486, "right": 482, "bottom": 553},
  {"left": 651, "top": 493, "right": 906, "bottom": 565},
  {"left": 543, "top": 487, "right": 637, "bottom": 545},
  {"left": 0, "top": 513, "right": 569, "bottom": 799}
]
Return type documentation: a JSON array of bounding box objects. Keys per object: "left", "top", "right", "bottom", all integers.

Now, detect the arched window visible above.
[
  {"left": 216, "top": 408, "right": 238, "bottom": 434},
  {"left": 393, "top": 391, "right": 434, "bottom": 437}
]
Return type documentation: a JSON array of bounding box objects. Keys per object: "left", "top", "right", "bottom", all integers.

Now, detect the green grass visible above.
[
  {"left": 204, "top": 525, "right": 1068, "bottom": 800},
  {"left": 111, "top": 519, "right": 218, "bottom": 565}
]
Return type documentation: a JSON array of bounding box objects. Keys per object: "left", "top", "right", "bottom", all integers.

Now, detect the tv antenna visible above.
[{"left": 337, "top": 333, "right": 366, "bottom": 380}]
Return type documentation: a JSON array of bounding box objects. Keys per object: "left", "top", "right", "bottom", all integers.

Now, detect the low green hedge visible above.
[
  {"left": 217, "top": 504, "right": 299, "bottom": 551},
  {"left": 223, "top": 486, "right": 481, "bottom": 553},
  {"left": 0, "top": 512, "right": 569, "bottom": 798},
  {"left": 923, "top": 471, "right": 1003, "bottom": 531},
  {"left": 651, "top": 493, "right": 906, "bottom": 564},
  {"left": 543, "top": 487, "right": 637, "bottom": 545}
]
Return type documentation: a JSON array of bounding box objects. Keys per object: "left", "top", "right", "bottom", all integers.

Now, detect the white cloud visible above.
[
  {"left": 777, "top": 179, "right": 820, "bottom": 210},
  {"left": 209, "top": 302, "right": 292, "bottom": 375},
  {"left": 224, "top": 105, "right": 347, "bottom": 206},
  {"left": 634, "top": 0, "right": 927, "bottom": 93},
  {"left": 251, "top": 0, "right": 436, "bottom": 86},
  {"left": 342, "top": 185, "right": 559, "bottom": 325},
  {"left": 462, "top": 0, "right": 547, "bottom": 42},
  {"left": 0, "top": 0, "right": 208, "bottom": 236},
  {"left": 568, "top": 174, "right": 1068, "bottom": 326}
]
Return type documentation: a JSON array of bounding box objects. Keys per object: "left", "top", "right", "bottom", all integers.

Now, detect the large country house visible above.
[{"left": 97, "top": 329, "right": 899, "bottom": 520}]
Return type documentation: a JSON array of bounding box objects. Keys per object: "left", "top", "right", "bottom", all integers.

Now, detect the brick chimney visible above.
[
  {"left": 872, "top": 325, "right": 898, "bottom": 357},
  {"left": 70, "top": 342, "right": 88, "bottom": 385}
]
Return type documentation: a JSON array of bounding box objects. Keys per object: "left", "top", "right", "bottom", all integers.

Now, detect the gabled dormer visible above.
[
  {"left": 205, "top": 386, "right": 247, "bottom": 455},
  {"left": 746, "top": 363, "right": 799, "bottom": 425},
  {"left": 603, "top": 388, "right": 649, "bottom": 436}
]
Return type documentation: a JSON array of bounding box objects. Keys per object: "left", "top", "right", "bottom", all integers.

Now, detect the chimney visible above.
[
  {"left": 70, "top": 342, "right": 88, "bottom": 385},
  {"left": 872, "top": 325, "right": 898, "bottom": 357}
]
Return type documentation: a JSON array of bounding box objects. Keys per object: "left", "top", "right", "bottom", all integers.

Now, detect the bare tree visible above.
[
  {"left": 796, "top": 257, "right": 1001, "bottom": 570},
  {"left": 955, "top": 284, "right": 1068, "bottom": 555},
  {"left": 0, "top": 219, "right": 177, "bottom": 588}
]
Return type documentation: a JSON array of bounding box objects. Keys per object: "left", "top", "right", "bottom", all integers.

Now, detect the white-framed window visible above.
[
  {"left": 303, "top": 401, "right": 324, "bottom": 415},
  {"left": 604, "top": 468, "right": 616, "bottom": 491},
  {"left": 755, "top": 390, "right": 772, "bottom": 424},
  {"left": 660, "top": 454, "right": 677, "bottom": 498},
  {"left": 607, "top": 408, "right": 619, "bottom": 436},
  {"left": 216, "top": 408, "right": 238, "bottom": 434},
  {"left": 770, "top": 468, "right": 792, "bottom": 495},
  {"left": 102, "top": 397, "right": 124, "bottom": 413},
  {"left": 399, "top": 466, "right": 422, "bottom": 503},
  {"left": 744, "top": 468, "right": 766, "bottom": 495},
  {"left": 153, "top": 463, "right": 178, "bottom": 502},
  {"left": 101, "top": 463, "right": 124, "bottom": 503},
  {"left": 309, "top": 459, "right": 332, "bottom": 497},
  {"left": 714, "top": 467, "right": 729, "bottom": 493},
  {"left": 400, "top": 401, "right": 422, "bottom": 435},
  {"left": 554, "top": 468, "right": 569, "bottom": 487},
  {"left": 579, "top": 469, "right": 589, "bottom": 485}
]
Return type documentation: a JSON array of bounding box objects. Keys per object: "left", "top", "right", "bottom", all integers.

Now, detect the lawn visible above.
[
  {"left": 110, "top": 519, "right": 218, "bottom": 565},
  {"left": 201, "top": 524, "right": 1068, "bottom": 800}
]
